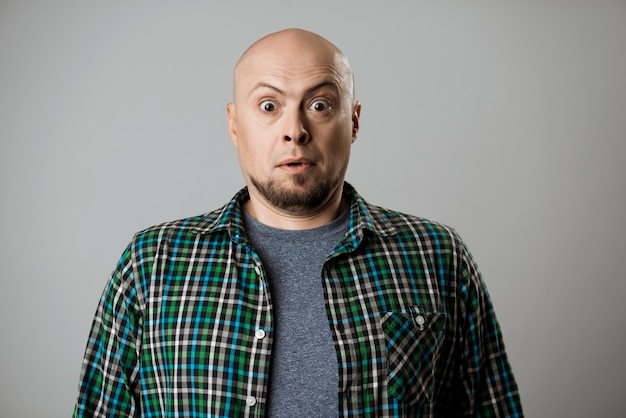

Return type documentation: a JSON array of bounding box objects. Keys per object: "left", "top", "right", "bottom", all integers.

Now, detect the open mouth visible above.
[{"left": 280, "top": 159, "right": 314, "bottom": 171}]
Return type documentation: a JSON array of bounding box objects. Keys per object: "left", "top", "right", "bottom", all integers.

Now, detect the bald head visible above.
[
  {"left": 225, "top": 28, "right": 361, "bottom": 225},
  {"left": 232, "top": 28, "right": 355, "bottom": 102}
]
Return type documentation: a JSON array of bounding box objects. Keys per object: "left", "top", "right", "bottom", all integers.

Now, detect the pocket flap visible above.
[{"left": 380, "top": 308, "right": 446, "bottom": 405}]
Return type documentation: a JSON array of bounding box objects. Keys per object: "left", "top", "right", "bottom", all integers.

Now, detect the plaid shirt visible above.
[{"left": 74, "top": 183, "right": 522, "bottom": 417}]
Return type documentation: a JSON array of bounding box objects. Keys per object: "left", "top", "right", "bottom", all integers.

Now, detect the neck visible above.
[{"left": 244, "top": 186, "right": 346, "bottom": 230}]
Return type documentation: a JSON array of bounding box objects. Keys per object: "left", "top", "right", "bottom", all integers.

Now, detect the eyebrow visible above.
[
  {"left": 248, "top": 82, "right": 283, "bottom": 97},
  {"left": 247, "top": 80, "right": 339, "bottom": 98}
]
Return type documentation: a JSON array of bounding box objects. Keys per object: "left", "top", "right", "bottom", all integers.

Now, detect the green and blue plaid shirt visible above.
[{"left": 74, "top": 183, "right": 522, "bottom": 417}]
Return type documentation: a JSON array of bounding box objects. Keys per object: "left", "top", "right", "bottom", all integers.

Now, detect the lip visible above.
[{"left": 278, "top": 157, "right": 316, "bottom": 173}]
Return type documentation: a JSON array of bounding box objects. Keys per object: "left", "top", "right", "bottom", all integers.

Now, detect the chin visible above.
[{"left": 249, "top": 174, "right": 341, "bottom": 212}]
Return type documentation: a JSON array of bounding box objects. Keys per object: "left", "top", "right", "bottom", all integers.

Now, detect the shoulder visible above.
[
  {"left": 129, "top": 208, "right": 230, "bottom": 252},
  {"left": 365, "top": 201, "right": 465, "bottom": 252},
  {"left": 347, "top": 184, "right": 469, "bottom": 259},
  {"left": 384, "top": 207, "right": 456, "bottom": 238},
  {"left": 367, "top": 205, "right": 483, "bottom": 293},
  {"left": 129, "top": 187, "right": 248, "bottom": 248}
]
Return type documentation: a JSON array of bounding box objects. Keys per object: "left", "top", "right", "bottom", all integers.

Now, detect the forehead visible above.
[{"left": 234, "top": 35, "right": 353, "bottom": 97}]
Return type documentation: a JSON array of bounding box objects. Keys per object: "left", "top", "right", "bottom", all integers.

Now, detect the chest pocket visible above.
[{"left": 380, "top": 307, "right": 446, "bottom": 406}]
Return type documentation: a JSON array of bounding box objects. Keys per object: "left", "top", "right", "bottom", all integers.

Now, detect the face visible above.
[{"left": 227, "top": 31, "right": 361, "bottom": 215}]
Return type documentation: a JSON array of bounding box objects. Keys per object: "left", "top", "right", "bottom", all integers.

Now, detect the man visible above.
[{"left": 74, "top": 28, "right": 523, "bottom": 417}]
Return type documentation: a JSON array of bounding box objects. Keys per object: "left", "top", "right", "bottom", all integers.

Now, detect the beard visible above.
[{"left": 249, "top": 173, "right": 342, "bottom": 213}]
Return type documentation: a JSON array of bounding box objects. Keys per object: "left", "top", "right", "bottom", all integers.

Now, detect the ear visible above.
[
  {"left": 226, "top": 103, "right": 238, "bottom": 147},
  {"left": 351, "top": 102, "right": 361, "bottom": 143}
]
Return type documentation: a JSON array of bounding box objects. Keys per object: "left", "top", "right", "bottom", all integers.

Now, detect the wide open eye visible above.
[
  {"left": 309, "top": 99, "right": 331, "bottom": 112},
  {"left": 259, "top": 100, "right": 278, "bottom": 112}
]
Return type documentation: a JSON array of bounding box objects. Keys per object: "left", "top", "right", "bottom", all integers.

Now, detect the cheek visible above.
[
  {"left": 322, "top": 141, "right": 352, "bottom": 174},
  {"left": 327, "top": 125, "right": 354, "bottom": 154},
  {"left": 237, "top": 133, "right": 274, "bottom": 173},
  {"left": 239, "top": 144, "right": 263, "bottom": 170}
]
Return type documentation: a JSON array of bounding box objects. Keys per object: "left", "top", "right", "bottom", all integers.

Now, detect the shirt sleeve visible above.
[
  {"left": 73, "top": 245, "right": 143, "bottom": 417},
  {"left": 452, "top": 241, "right": 524, "bottom": 417}
]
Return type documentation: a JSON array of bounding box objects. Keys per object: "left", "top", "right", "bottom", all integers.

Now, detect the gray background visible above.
[{"left": 1, "top": 1, "right": 625, "bottom": 417}]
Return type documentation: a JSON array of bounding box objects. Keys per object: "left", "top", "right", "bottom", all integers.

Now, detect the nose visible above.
[{"left": 282, "top": 108, "right": 310, "bottom": 145}]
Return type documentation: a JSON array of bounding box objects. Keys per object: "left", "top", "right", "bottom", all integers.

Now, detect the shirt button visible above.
[
  {"left": 254, "top": 265, "right": 261, "bottom": 275},
  {"left": 255, "top": 329, "right": 266, "bottom": 340},
  {"left": 246, "top": 396, "right": 257, "bottom": 406},
  {"left": 416, "top": 315, "right": 425, "bottom": 326}
]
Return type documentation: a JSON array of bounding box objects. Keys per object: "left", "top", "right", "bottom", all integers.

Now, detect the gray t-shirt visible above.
[{"left": 244, "top": 209, "right": 349, "bottom": 417}]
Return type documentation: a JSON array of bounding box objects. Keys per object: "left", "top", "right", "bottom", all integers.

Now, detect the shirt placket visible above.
[{"left": 237, "top": 242, "right": 274, "bottom": 417}]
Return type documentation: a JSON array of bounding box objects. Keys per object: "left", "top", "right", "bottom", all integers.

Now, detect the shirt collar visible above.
[{"left": 190, "top": 182, "right": 397, "bottom": 246}]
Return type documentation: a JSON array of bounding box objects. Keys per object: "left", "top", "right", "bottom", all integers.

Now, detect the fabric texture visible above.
[{"left": 73, "top": 183, "right": 523, "bottom": 417}]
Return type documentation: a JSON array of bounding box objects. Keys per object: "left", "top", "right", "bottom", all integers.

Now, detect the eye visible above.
[
  {"left": 309, "top": 99, "right": 331, "bottom": 112},
  {"left": 259, "top": 100, "right": 278, "bottom": 112}
]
